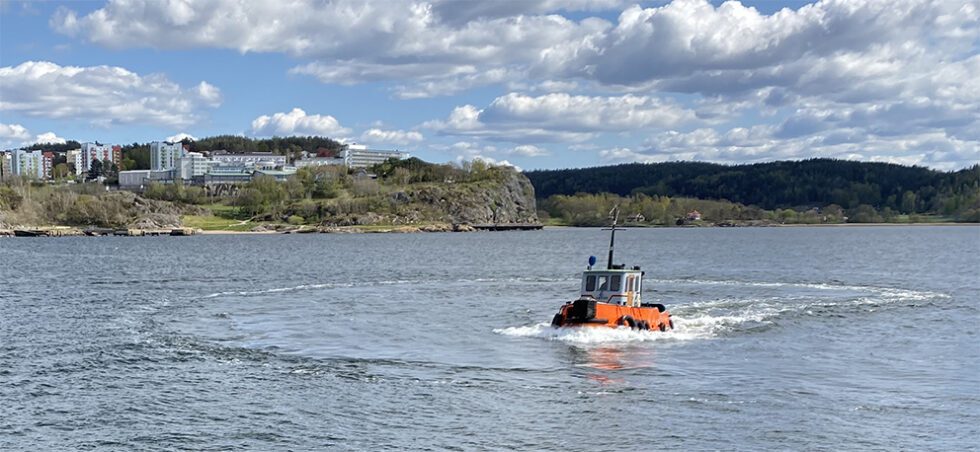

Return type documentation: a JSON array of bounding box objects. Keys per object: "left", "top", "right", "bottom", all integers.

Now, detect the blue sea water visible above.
[{"left": 1, "top": 226, "right": 978, "bottom": 450}]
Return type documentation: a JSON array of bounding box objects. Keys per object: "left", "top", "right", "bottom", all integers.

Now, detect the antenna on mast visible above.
[{"left": 604, "top": 205, "right": 620, "bottom": 269}]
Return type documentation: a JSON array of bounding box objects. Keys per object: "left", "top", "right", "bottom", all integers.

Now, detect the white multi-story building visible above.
[
  {"left": 77, "top": 142, "right": 114, "bottom": 174},
  {"left": 294, "top": 157, "right": 345, "bottom": 168},
  {"left": 150, "top": 141, "right": 184, "bottom": 171},
  {"left": 342, "top": 144, "right": 409, "bottom": 169},
  {"left": 211, "top": 151, "right": 287, "bottom": 168},
  {"left": 11, "top": 149, "right": 46, "bottom": 179},
  {"left": 175, "top": 152, "right": 213, "bottom": 179}
]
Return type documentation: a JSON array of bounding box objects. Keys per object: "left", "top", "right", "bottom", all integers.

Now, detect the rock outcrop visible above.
[
  {"left": 403, "top": 169, "right": 539, "bottom": 224},
  {"left": 300, "top": 167, "right": 541, "bottom": 228},
  {"left": 0, "top": 187, "right": 206, "bottom": 229}
]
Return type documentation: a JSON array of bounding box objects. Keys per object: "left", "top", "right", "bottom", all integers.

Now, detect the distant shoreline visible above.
[
  {"left": 198, "top": 229, "right": 279, "bottom": 235},
  {"left": 541, "top": 222, "right": 978, "bottom": 229},
  {"left": 3, "top": 222, "right": 976, "bottom": 238},
  {"left": 773, "top": 222, "right": 979, "bottom": 227}
]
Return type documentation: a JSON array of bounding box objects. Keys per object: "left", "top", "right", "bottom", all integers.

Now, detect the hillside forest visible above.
[{"left": 527, "top": 159, "right": 980, "bottom": 225}]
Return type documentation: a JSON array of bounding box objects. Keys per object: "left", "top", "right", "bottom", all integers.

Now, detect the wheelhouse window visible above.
[
  {"left": 585, "top": 275, "right": 597, "bottom": 291},
  {"left": 609, "top": 275, "right": 622, "bottom": 292},
  {"left": 596, "top": 275, "right": 609, "bottom": 291}
]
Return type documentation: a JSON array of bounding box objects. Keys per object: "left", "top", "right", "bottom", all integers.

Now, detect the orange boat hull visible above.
[{"left": 552, "top": 298, "right": 673, "bottom": 331}]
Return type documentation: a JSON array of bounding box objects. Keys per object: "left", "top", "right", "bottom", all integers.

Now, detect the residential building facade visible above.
[
  {"left": 42, "top": 152, "right": 54, "bottom": 179},
  {"left": 150, "top": 141, "right": 184, "bottom": 171},
  {"left": 77, "top": 142, "right": 114, "bottom": 174},
  {"left": 11, "top": 149, "right": 46, "bottom": 179}
]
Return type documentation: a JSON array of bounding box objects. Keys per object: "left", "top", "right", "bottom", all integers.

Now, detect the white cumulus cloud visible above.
[
  {"left": 425, "top": 92, "right": 695, "bottom": 143},
  {"left": 33, "top": 132, "right": 66, "bottom": 145},
  {"left": 0, "top": 123, "right": 31, "bottom": 141},
  {"left": 50, "top": 0, "right": 980, "bottom": 169},
  {"left": 0, "top": 61, "right": 222, "bottom": 128},
  {"left": 0, "top": 123, "right": 67, "bottom": 148},
  {"left": 166, "top": 132, "right": 197, "bottom": 142},
  {"left": 360, "top": 128, "right": 423, "bottom": 146},
  {"left": 509, "top": 145, "right": 549, "bottom": 157},
  {"left": 250, "top": 108, "right": 351, "bottom": 137},
  {"left": 52, "top": 0, "right": 611, "bottom": 97},
  {"left": 195, "top": 81, "right": 222, "bottom": 107},
  {"left": 606, "top": 125, "right": 979, "bottom": 170},
  {"left": 482, "top": 92, "right": 696, "bottom": 130}
]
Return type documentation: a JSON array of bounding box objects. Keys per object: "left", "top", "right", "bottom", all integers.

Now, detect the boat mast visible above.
[{"left": 606, "top": 206, "right": 619, "bottom": 269}]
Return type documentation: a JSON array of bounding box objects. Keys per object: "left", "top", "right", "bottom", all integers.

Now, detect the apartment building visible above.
[
  {"left": 150, "top": 141, "right": 184, "bottom": 171},
  {"left": 77, "top": 142, "right": 114, "bottom": 175}
]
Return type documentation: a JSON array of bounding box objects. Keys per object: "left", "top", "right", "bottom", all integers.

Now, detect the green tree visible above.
[
  {"left": 881, "top": 206, "right": 897, "bottom": 222},
  {"left": 849, "top": 204, "right": 883, "bottom": 223},
  {"left": 235, "top": 175, "right": 287, "bottom": 216},
  {"left": 391, "top": 167, "right": 411, "bottom": 186},
  {"left": 52, "top": 163, "right": 70, "bottom": 180},
  {"left": 118, "top": 158, "right": 137, "bottom": 171},
  {"left": 88, "top": 159, "right": 103, "bottom": 179},
  {"left": 900, "top": 191, "right": 917, "bottom": 213}
]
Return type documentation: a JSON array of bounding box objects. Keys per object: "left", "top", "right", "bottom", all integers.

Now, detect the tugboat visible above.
[{"left": 551, "top": 208, "right": 674, "bottom": 331}]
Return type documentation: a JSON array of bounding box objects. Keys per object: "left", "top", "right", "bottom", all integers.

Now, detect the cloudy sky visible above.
[{"left": 0, "top": 0, "right": 977, "bottom": 170}]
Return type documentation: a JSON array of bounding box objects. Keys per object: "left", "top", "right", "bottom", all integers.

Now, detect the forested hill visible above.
[
  {"left": 525, "top": 159, "right": 979, "bottom": 214},
  {"left": 182, "top": 135, "right": 345, "bottom": 155}
]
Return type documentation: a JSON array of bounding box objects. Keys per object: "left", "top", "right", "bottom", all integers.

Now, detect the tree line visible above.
[
  {"left": 525, "top": 159, "right": 980, "bottom": 221},
  {"left": 182, "top": 135, "right": 345, "bottom": 159},
  {"left": 539, "top": 193, "right": 853, "bottom": 226}
]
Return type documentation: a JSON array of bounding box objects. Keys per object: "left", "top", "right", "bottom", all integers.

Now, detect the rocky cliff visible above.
[
  {"left": 280, "top": 165, "right": 540, "bottom": 227},
  {"left": 395, "top": 168, "right": 538, "bottom": 224},
  {"left": 0, "top": 185, "right": 205, "bottom": 229}
]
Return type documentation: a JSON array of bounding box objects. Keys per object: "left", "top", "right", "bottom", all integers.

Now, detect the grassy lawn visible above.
[
  {"left": 199, "top": 203, "right": 251, "bottom": 220},
  {"left": 541, "top": 217, "right": 569, "bottom": 226},
  {"left": 889, "top": 214, "right": 957, "bottom": 223},
  {"left": 181, "top": 214, "right": 254, "bottom": 231}
]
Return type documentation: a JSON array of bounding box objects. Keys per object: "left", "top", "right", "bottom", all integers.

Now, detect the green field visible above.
[
  {"left": 181, "top": 204, "right": 254, "bottom": 231},
  {"left": 180, "top": 214, "right": 254, "bottom": 231}
]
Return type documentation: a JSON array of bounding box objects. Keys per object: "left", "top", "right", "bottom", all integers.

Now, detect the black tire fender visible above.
[
  {"left": 618, "top": 315, "right": 636, "bottom": 329},
  {"left": 551, "top": 313, "right": 564, "bottom": 327}
]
